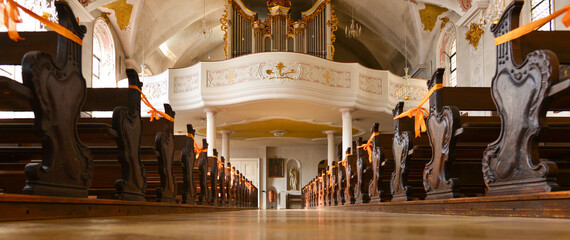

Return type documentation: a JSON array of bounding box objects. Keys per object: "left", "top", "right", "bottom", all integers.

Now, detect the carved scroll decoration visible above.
[
  {"left": 155, "top": 104, "right": 177, "bottom": 203},
  {"left": 22, "top": 2, "right": 92, "bottom": 198},
  {"left": 181, "top": 124, "right": 197, "bottom": 204},
  {"left": 113, "top": 69, "right": 146, "bottom": 201},
  {"left": 390, "top": 102, "right": 413, "bottom": 202},
  {"left": 368, "top": 123, "right": 384, "bottom": 203},
  {"left": 354, "top": 137, "right": 371, "bottom": 204},
  {"left": 198, "top": 139, "right": 209, "bottom": 204},
  {"left": 482, "top": 0, "right": 559, "bottom": 196},
  {"left": 344, "top": 148, "right": 357, "bottom": 204},
  {"left": 209, "top": 149, "right": 220, "bottom": 206},
  {"left": 424, "top": 69, "right": 461, "bottom": 199}
]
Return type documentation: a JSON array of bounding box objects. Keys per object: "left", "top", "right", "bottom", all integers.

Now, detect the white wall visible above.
[{"left": 229, "top": 144, "right": 327, "bottom": 209}]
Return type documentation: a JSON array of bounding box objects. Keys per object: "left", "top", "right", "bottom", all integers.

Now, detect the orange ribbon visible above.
[
  {"left": 338, "top": 153, "right": 351, "bottom": 168},
  {"left": 357, "top": 132, "right": 380, "bottom": 163},
  {"left": 495, "top": 4, "right": 570, "bottom": 46},
  {"left": 129, "top": 85, "right": 174, "bottom": 122},
  {"left": 187, "top": 133, "right": 207, "bottom": 159},
  {"left": 213, "top": 156, "right": 224, "bottom": 169},
  {"left": 394, "top": 84, "right": 443, "bottom": 137},
  {"left": 0, "top": 0, "right": 82, "bottom": 45}
]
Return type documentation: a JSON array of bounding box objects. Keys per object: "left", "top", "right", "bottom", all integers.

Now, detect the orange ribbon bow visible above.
[
  {"left": 394, "top": 84, "right": 443, "bottom": 137},
  {"left": 0, "top": 0, "right": 82, "bottom": 45},
  {"left": 495, "top": 4, "right": 570, "bottom": 46},
  {"left": 357, "top": 132, "right": 380, "bottom": 163},
  {"left": 187, "top": 133, "right": 207, "bottom": 159},
  {"left": 338, "top": 153, "right": 351, "bottom": 168},
  {"left": 129, "top": 85, "right": 174, "bottom": 123}
]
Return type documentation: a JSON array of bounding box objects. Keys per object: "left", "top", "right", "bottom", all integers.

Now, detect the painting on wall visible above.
[{"left": 268, "top": 158, "right": 284, "bottom": 178}]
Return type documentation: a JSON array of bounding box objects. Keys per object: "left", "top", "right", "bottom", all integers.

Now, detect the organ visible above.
[{"left": 220, "top": 0, "right": 338, "bottom": 60}]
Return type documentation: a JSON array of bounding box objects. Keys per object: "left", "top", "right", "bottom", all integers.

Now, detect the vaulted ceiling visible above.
[
  {"left": 78, "top": 0, "right": 474, "bottom": 146},
  {"left": 84, "top": 0, "right": 471, "bottom": 77}
]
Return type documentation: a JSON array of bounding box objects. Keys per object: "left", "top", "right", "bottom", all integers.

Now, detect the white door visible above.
[{"left": 229, "top": 158, "right": 259, "bottom": 190}]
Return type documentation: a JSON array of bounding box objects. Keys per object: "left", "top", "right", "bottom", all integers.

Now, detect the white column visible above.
[
  {"left": 340, "top": 108, "right": 353, "bottom": 159},
  {"left": 219, "top": 130, "right": 233, "bottom": 162},
  {"left": 205, "top": 108, "right": 216, "bottom": 156},
  {"left": 323, "top": 130, "right": 338, "bottom": 167}
]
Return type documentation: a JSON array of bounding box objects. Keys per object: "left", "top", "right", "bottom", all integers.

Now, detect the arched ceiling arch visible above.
[{"left": 87, "top": 0, "right": 472, "bottom": 76}]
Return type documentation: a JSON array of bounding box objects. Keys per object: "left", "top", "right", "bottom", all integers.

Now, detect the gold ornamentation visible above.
[
  {"left": 439, "top": 16, "right": 449, "bottom": 32},
  {"left": 465, "top": 22, "right": 484, "bottom": 50},
  {"left": 419, "top": 4, "right": 448, "bottom": 32},
  {"left": 102, "top": 0, "right": 134, "bottom": 31},
  {"left": 267, "top": 0, "right": 291, "bottom": 7},
  {"left": 328, "top": 6, "right": 338, "bottom": 60},
  {"left": 302, "top": 1, "right": 326, "bottom": 23},
  {"left": 232, "top": 2, "right": 256, "bottom": 23},
  {"left": 220, "top": 6, "right": 230, "bottom": 59},
  {"left": 253, "top": 20, "right": 265, "bottom": 35},
  {"left": 101, "top": 12, "right": 111, "bottom": 25},
  {"left": 266, "top": 62, "right": 296, "bottom": 80}
]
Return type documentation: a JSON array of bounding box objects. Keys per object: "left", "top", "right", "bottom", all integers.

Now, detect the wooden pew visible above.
[
  {"left": 422, "top": 69, "right": 491, "bottom": 199},
  {"left": 208, "top": 149, "right": 219, "bottom": 206},
  {"left": 112, "top": 69, "right": 147, "bottom": 201},
  {"left": 155, "top": 104, "right": 177, "bottom": 203},
  {"left": 390, "top": 102, "right": 417, "bottom": 202},
  {"left": 180, "top": 125, "right": 197, "bottom": 204},
  {"left": 0, "top": 1, "right": 91, "bottom": 198},
  {"left": 344, "top": 143, "right": 358, "bottom": 204},
  {"left": 482, "top": 0, "right": 570, "bottom": 196},
  {"left": 197, "top": 139, "right": 209, "bottom": 204},
  {"left": 329, "top": 163, "right": 338, "bottom": 205},
  {"left": 353, "top": 124, "right": 384, "bottom": 204}
]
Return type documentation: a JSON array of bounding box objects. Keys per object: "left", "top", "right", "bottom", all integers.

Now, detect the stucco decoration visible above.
[
  {"left": 458, "top": 0, "right": 472, "bottom": 12},
  {"left": 173, "top": 73, "right": 200, "bottom": 94},
  {"left": 102, "top": 0, "right": 133, "bottom": 31},
  {"left": 79, "top": 0, "right": 96, "bottom": 7},
  {"left": 359, "top": 74, "right": 383, "bottom": 94},
  {"left": 465, "top": 23, "right": 484, "bottom": 50},
  {"left": 419, "top": 4, "right": 448, "bottom": 32},
  {"left": 206, "top": 61, "right": 351, "bottom": 88}
]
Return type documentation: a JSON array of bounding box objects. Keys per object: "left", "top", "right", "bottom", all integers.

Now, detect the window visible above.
[
  {"left": 0, "top": 0, "right": 57, "bottom": 82},
  {"left": 92, "top": 18, "right": 116, "bottom": 88},
  {"left": 449, "top": 39, "right": 457, "bottom": 87},
  {"left": 0, "top": 0, "right": 56, "bottom": 119},
  {"left": 531, "top": 0, "right": 553, "bottom": 31},
  {"left": 91, "top": 18, "right": 116, "bottom": 118}
]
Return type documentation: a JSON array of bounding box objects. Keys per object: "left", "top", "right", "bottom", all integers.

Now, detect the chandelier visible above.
[
  {"left": 395, "top": 2, "right": 411, "bottom": 101},
  {"left": 396, "top": 67, "right": 412, "bottom": 101},
  {"left": 198, "top": 0, "right": 212, "bottom": 39},
  {"left": 345, "top": 4, "right": 361, "bottom": 38}
]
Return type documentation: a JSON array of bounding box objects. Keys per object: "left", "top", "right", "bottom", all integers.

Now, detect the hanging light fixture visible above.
[
  {"left": 345, "top": 4, "right": 361, "bottom": 38},
  {"left": 198, "top": 0, "right": 212, "bottom": 39}
]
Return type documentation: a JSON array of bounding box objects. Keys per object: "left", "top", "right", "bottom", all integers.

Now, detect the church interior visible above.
[{"left": 1, "top": 0, "right": 570, "bottom": 238}]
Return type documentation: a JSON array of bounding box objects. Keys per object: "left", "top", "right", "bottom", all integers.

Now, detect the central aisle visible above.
[{"left": 1, "top": 209, "right": 569, "bottom": 239}]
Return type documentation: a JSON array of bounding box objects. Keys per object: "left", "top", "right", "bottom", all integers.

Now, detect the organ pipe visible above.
[{"left": 224, "top": 0, "right": 333, "bottom": 59}]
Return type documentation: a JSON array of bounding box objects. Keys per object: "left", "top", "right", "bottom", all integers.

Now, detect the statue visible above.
[{"left": 289, "top": 167, "right": 298, "bottom": 190}]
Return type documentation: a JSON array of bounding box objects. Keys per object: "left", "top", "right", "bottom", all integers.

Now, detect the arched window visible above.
[
  {"left": 436, "top": 23, "right": 457, "bottom": 87},
  {"left": 449, "top": 38, "right": 457, "bottom": 87},
  {"left": 0, "top": 0, "right": 56, "bottom": 119},
  {"left": 92, "top": 18, "right": 116, "bottom": 88},
  {"left": 531, "top": 0, "right": 552, "bottom": 31}
]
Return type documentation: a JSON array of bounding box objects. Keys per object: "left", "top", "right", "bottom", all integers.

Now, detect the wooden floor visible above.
[{"left": 1, "top": 210, "right": 569, "bottom": 239}]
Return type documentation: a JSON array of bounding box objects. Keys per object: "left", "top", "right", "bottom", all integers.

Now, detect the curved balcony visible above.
[{"left": 140, "top": 52, "right": 426, "bottom": 142}]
